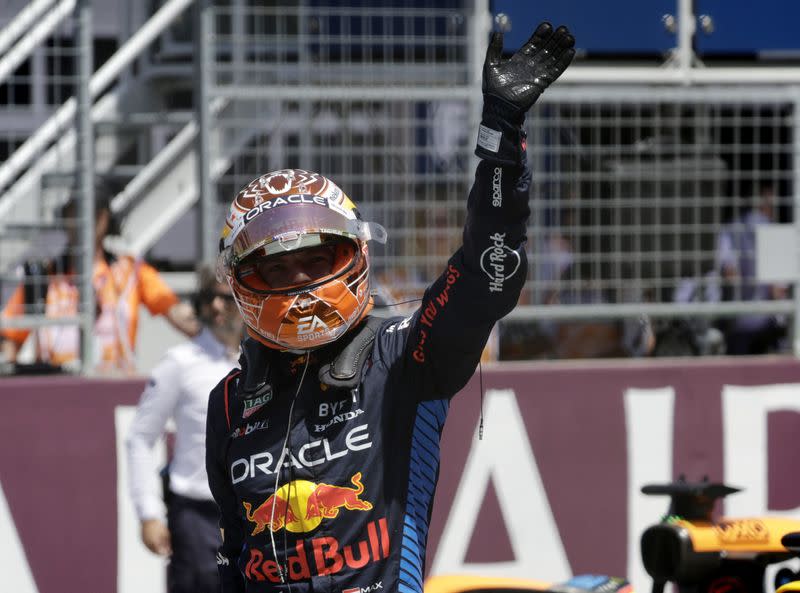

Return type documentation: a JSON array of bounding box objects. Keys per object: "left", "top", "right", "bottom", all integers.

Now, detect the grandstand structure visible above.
[{"left": 1, "top": 0, "right": 799, "bottom": 373}]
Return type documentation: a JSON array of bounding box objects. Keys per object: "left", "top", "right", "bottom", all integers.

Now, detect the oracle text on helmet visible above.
[{"left": 243, "top": 195, "right": 330, "bottom": 222}]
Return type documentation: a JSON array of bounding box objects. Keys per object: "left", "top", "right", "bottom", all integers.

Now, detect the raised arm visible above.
[{"left": 405, "top": 23, "right": 575, "bottom": 398}]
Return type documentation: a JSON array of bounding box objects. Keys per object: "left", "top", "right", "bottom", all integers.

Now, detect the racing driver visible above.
[{"left": 206, "top": 22, "right": 576, "bottom": 593}]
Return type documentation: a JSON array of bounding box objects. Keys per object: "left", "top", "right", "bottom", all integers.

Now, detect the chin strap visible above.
[
  {"left": 318, "top": 316, "right": 383, "bottom": 389},
  {"left": 239, "top": 337, "right": 273, "bottom": 400}
]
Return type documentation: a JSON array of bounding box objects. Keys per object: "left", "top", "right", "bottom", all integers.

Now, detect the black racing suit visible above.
[{"left": 206, "top": 155, "right": 531, "bottom": 593}]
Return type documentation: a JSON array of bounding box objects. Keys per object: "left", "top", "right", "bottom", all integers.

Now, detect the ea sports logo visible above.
[{"left": 297, "top": 315, "right": 329, "bottom": 335}]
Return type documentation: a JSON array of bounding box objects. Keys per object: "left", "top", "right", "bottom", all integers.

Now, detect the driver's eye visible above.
[
  {"left": 258, "top": 262, "right": 286, "bottom": 278},
  {"left": 263, "top": 263, "right": 285, "bottom": 274}
]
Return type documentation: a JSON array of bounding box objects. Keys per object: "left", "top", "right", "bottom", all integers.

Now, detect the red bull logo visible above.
[
  {"left": 243, "top": 472, "right": 373, "bottom": 535},
  {"left": 243, "top": 494, "right": 298, "bottom": 534},
  {"left": 245, "top": 517, "right": 390, "bottom": 583}
]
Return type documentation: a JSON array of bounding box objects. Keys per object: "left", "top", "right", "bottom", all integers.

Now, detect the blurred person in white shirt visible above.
[{"left": 126, "top": 264, "right": 244, "bottom": 593}]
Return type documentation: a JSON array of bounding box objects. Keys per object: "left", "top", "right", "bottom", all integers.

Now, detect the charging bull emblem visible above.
[
  {"left": 243, "top": 493, "right": 298, "bottom": 535},
  {"left": 305, "top": 472, "right": 372, "bottom": 519},
  {"left": 243, "top": 472, "right": 373, "bottom": 534}
]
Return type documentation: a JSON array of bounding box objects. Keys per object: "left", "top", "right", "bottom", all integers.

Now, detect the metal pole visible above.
[
  {"left": 232, "top": 0, "right": 245, "bottom": 77},
  {"left": 0, "top": 0, "right": 76, "bottom": 86},
  {"left": 0, "top": 0, "right": 57, "bottom": 57},
  {"left": 298, "top": 1, "right": 311, "bottom": 170},
  {"left": 469, "top": 0, "right": 490, "bottom": 172},
  {"left": 196, "top": 0, "right": 216, "bottom": 264},
  {"left": 676, "top": 0, "right": 696, "bottom": 83},
  {"left": 76, "top": 0, "right": 95, "bottom": 374}
]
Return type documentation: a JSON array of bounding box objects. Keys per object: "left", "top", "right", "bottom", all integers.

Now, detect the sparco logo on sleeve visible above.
[
  {"left": 491, "top": 167, "right": 502, "bottom": 207},
  {"left": 480, "top": 232, "right": 521, "bottom": 293}
]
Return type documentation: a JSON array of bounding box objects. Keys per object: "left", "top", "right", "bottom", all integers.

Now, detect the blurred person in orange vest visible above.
[{"left": 0, "top": 180, "right": 199, "bottom": 374}]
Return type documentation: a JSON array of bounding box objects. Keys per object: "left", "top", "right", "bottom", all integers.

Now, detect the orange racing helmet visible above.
[{"left": 217, "top": 169, "right": 386, "bottom": 351}]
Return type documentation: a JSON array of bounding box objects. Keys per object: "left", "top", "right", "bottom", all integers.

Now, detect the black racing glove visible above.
[{"left": 475, "top": 22, "right": 575, "bottom": 167}]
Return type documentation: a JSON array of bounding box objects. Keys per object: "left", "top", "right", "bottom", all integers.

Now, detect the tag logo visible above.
[{"left": 242, "top": 390, "right": 272, "bottom": 419}]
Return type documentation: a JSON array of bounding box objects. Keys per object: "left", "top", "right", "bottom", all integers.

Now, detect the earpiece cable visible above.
[
  {"left": 478, "top": 361, "right": 485, "bottom": 440},
  {"left": 269, "top": 354, "right": 311, "bottom": 584}
]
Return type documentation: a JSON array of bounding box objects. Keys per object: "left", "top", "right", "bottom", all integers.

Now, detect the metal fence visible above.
[
  {"left": 2, "top": 0, "right": 800, "bottom": 372},
  {"left": 528, "top": 87, "right": 795, "bottom": 310},
  {"left": 203, "top": 0, "right": 485, "bottom": 311},
  {"left": 0, "top": 0, "right": 194, "bottom": 374},
  {"left": 202, "top": 1, "right": 799, "bottom": 358},
  {"left": 0, "top": 0, "right": 96, "bottom": 370}
]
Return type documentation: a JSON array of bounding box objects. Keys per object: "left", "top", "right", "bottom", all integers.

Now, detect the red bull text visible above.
[{"left": 245, "top": 517, "right": 391, "bottom": 582}]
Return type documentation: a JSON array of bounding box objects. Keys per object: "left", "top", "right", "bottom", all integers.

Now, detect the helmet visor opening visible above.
[{"left": 234, "top": 238, "right": 359, "bottom": 295}]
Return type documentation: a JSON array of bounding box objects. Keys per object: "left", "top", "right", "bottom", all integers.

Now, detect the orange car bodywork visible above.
[
  {"left": 424, "top": 574, "right": 553, "bottom": 593},
  {"left": 673, "top": 517, "right": 800, "bottom": 554}
]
